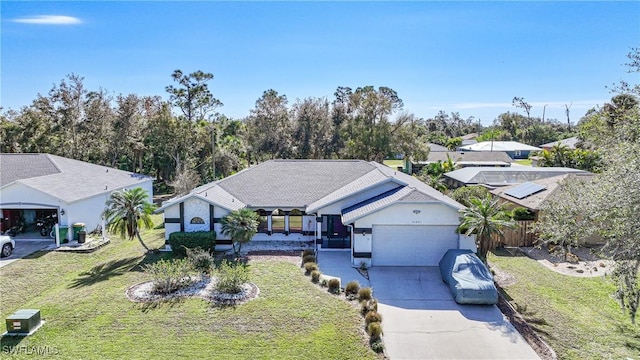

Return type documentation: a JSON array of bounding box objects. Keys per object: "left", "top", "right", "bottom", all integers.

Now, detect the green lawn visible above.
[
  {"left": 489, "top": 250, "right": 639, "bottom": 360},
  {"left": 0, "top": 216, "right": 377, "bottom": 359},
  {"left": 382, "top": 159, "right": 403, "bottom": 169},
  {"left": 514, "top": 159, "right": 533, "bottom": 166}
]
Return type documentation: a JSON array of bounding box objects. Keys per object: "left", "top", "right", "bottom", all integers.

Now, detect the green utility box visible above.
[
  {"left": 72, "top": 223, "right": 86, "bottom": 241},
  {"left": 58, "top": 226, "right": 69, "bottom": 244},
  {"left": 6, "top": 309, "right": 41, "bottom": 334}
]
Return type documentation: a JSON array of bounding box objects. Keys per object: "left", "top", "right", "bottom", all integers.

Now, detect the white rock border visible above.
[{"left": 125, "top": 276, "right": 259, "bottom": 305}]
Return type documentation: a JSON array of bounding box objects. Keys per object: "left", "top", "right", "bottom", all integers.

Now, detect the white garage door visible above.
[{"left": 372, "top": 225, "right": 459, "bottom": 266}]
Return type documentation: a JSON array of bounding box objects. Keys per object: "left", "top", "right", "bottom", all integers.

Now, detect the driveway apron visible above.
[{"left": 368, "top": 267, "right": 539, "bottom": 360}]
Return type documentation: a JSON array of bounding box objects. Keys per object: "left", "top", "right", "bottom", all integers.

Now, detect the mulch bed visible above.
[{"left": 125, "top": 276, "right": 260, "bottom": 306}]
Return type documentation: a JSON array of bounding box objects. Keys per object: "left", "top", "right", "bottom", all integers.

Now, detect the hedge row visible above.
[{"left": 168, "top": 231, "right": 216, "bottom": 256}]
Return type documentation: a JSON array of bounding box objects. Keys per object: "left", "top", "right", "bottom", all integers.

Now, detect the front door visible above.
[{"left": 325, "top": 215, "right": 350, "bottom": 248}]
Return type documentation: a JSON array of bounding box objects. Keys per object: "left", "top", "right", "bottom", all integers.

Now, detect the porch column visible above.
[
  {"left": 315, "top": 216, "right": 323, "bottom": 247},
  {"left": 267, "top": 216, "right": 272, "bottom": 235},
  {"left": 284, "top": 211, "right": 290, "bottom": 235}
]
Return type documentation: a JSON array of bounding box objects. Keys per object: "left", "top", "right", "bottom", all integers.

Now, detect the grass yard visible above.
[
  {"left": 0, "top": 216, "right": 377, "bottom": 359},
  {"left": 514, "top": 159, "right": 533, "bottom": 166},
  {"left": 382, "top": 159, "right": 403, "bottom": 169},
  {"left": 489, "top": 250, "right": 639, "bottom": 360}
]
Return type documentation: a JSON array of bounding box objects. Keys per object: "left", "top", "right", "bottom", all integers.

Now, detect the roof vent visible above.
[{"left": 105, "top": 185, "right": 108, "bottom": 190}]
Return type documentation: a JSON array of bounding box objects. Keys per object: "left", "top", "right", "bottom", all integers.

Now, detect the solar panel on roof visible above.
[{"left": 504, "top": 182, "right": 547, "bottom": 199}]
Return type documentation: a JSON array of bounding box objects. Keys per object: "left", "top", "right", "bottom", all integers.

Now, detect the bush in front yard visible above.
[
  {"left": 143, "top": 258, "right": 194, "bottom": 294},
  {"left": 367, "top": 322, "right": 383, "bottom": 338},
  {"left": 215, "top": 259, "right": 250, "bottom": 294},
  {"left": 358, "top": 287, "right": 372, "bottom": 301},
  {"left": 365, "top": 310, "right": 383, "bottom": 325},
  {"left": 185, "top": 247, "right": 214, "bottom": 274},
  {"left": 328, "top": 278, "right": 340, "bottom": 294},
  {"left": 301, "top": 249, "right": 315, "bottom": 257},
  {"left": 302, "top": 254, "right": 316, "bottom": 265},
  {"left": 370, "top": 339, "right": 384, "bottom": 353},
  {"left": 361, "top": 298, "right": 378, "bottom": 315},
  {"left": 311, "top": 270, "right": 321, "bottom": 283},
  {"left": 304, "top": 262, "right": 319, "bottom": 275},
  {"left": 345, "top": 281, "right": 360, "bottom": 296},
  {"left": 169, "top": 231, "right": 216, "bottom": 256}
]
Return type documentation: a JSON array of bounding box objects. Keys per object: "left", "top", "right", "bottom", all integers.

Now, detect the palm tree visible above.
[
  {"left": 458, "top": 194, "right": 515, "bottom": 262},
  {"left": 427, "top": 174, "right": 447, "bottom": 193},
  {"left": 102, "top": 188, "right": 155, "bottom": 251},
  {"left": 221, "top": 208, "right": 259, "bottom": 256}
]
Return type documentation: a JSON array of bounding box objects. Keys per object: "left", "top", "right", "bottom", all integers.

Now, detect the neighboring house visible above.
[
  {"left": 490, "top": 174, "right": 594, "bottom": 220},
  {"left": 490, "top": 173, "right": 600, "bottom": 246},
  {"left": 539, "top": 137, "right": 580, "bottom": 150},
  {"left": 443, "top": 166, "right": 588, "bottom": 189},
  {"left": 428, "top": 143, "right": 449, "bottom": 152},
  {"left": 156, "top": 160, "right": 475, "bottom": 267},
  {"left": 458, "top": 141, "right": 542, "bottom": 159},
  {"left": 0, "top": 153, "right": 154, "bottom": 241},
  {"left": 412, "top": 151, "right": 512, "bottom": 174}
]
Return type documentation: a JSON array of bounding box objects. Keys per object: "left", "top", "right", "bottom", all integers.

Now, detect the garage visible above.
[{"left": 371, "top": 225, "right": 459, "bottom": 266}]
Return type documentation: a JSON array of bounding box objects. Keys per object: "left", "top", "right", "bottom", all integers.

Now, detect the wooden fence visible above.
[{"left": 491, "top": 220, "right": 538, "bottom": 248}]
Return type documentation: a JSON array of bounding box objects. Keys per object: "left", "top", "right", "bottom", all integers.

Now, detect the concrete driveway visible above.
[
  {"left": 369, "top": 267, "right": 539, "bottom": 359},
  {"left": 0, "top": 239, "right": 53, "bottom": 268}
]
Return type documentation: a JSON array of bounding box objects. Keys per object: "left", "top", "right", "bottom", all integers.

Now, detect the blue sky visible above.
[{"left": 2, "top": 1, "right": 639, "bottom": 125}]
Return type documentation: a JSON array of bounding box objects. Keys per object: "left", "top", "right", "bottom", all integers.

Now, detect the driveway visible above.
[
  {"left": 317, "top": 253, "right": 539, "bottom": 359},
  {"left": 369, "top": 267, "right": 539, "bottom": 359},
  {"left": 0, "top": 239, "right": 53, "bottom": 268}
]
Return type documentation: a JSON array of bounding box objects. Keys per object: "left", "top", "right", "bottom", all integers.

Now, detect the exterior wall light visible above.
[{"left": 413, "top": 210, "right": 421, "bottom": 214}]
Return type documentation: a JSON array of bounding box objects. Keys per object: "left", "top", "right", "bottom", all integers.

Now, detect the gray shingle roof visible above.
[
  {"left": 1, "top": 153, "right": 153, "bottom": 203},
  {"left": 444, "top": 166, "right": 588, "bottom": 186},
  {"left": 540, "top": 137, "right": 580, "bottom": 149},
  {"left": 217, "top": 160, "right": 376, "bottom": 208},
  {"left": 491, "top": 173, "right": 594, "bottom": 210},
  {"left": 0, "top": 153, "right": 61, "bottom": 186},
  {"left": 306, "top": 169, "right": 392, "bottom": 212}
]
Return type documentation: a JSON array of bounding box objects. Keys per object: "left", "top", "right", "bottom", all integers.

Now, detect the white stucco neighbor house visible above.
[
  {"left": 0, "top": 153, "right": 154, "bottom": 242},
  {"left": 156, "top": 160, "right": 475, "bottom": 267}
]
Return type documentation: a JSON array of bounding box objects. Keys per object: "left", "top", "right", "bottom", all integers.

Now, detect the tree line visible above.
[{"left": 0, "top": 69, "right": 593, "bottom": 192}]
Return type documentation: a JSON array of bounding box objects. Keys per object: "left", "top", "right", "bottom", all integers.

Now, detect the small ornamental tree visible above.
[
  {"left": 221, "top": 208, "right": 259, "bottom": 256},
  {"left": 102, "top": 188, "right": 155, "bottom": 251},
  {"left": 458, "top": 195, "right": 515, "bottom": 262}
]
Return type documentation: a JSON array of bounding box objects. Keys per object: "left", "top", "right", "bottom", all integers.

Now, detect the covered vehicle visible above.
[{"left": 439, "top": 249, "right": 498, "bottom": 305}]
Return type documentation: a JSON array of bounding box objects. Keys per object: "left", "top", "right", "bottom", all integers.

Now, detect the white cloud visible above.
[{"left": 12, "top": 15, "right": 81, "bottom": 25}]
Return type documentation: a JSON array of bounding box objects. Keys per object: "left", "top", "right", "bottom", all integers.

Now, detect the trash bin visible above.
[
  {"left": 58, "top": 226, "right": 69, "bottom": 244},
  {"left": 72, "top": 223, "right": 85, "bottom": 241},
  {"left": 78, "top": 230, "right": 86, "bottom": 244}
]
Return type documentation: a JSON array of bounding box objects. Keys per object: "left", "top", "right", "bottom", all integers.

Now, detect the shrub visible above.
[
  {"left": 367, "top": 322, "right": 383, "bottom": 338},
  {"left": 345, "top": 281, "right": 360, "bottom": 296},
  {"left": 370, "top": 339, "right": 384, "bottom": 353},
  {"left": 320, "top": 279, "right": 328, "bottom": 287},
  {"left": 365, "top": 311, "right": 383, "bottom": 325},
  {"left": 302, "top": 254, "right": 316, "bottom": 265},
  {"left": 361, "top": 299, "right": 378, "bottom": 315},
  {"left": 184, "top": 247, "right": 214, "bottom": 274},
  {"left": 301, "top": 249, "right": 315, "bottom": 257},
  {"left": 169, "top": 231, "right": 216, "bottom": 256},
  {"left": 358, "top": 287, "right": 372, "bottom": 301},
  {"left": 304, "top": 262, "right": 319, "bottom": 275},
  {"left": 216, "top": 259, "right": 249, "bottom": 294},
  {"left": 311, "top": 270, "right": 321, "bottom": 283},
  {"left": 512, "top": 207, "right": 535, "bottom": 221},
  {"left": 328, "top": 278, "right": 340, "bottom": 294},
  {"left": 143, "top": 258, "right": 194, "bottom": 294}
]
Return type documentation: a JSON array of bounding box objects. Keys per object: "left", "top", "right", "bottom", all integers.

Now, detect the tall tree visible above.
[
  {"left": 291, "top": 97, "right": 333, "bottom": 159},
  {"left": 165, "top": 70, "right": 222, "bottom": 122},
  {"left": 245, "top": 89, "right": 292, "bottom": 161},
  {"left": 512, "top": 96, "right": 532, "bottom": 121},
  {"left": 341, "top": 86, "right": 403, "bottom": 162},
  {"left": 102, "top": 188, "right": 155, "bottom": 252}
]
